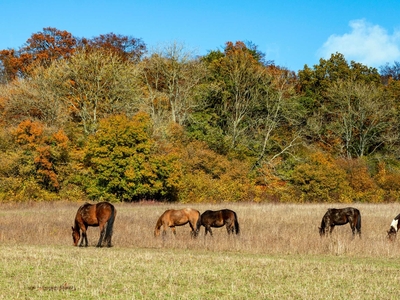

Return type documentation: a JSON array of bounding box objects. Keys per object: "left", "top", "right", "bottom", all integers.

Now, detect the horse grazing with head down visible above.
[
  {"left": 200, "top": 209, "right": 240, "bottom": 236},
  {"left": 71, "top": 202, "right": 117, "bottom": 247},
  {"left": 387, "top": 213, "right": 400, "bottom": 241},
  {"left": 154, "top": 208, "right": 201, "bottom": 238},
  {"left": 319, "top": 207, "right": 361, "bottom": 238}
]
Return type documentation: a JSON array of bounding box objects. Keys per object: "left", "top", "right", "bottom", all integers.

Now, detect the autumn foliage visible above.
[{"left": 1, "top": 28, "right": 400, "bottom": 203}]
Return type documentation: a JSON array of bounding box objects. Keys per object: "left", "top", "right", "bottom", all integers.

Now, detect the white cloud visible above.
[{"left": 318, "top": 19, "right": 400, "bottom": 67}]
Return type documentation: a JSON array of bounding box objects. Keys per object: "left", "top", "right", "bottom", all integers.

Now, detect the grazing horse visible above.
[
  {"left": 319, "top": 207, "right": 361, "bottom": 238},
  {"left": 154, "top": 208, "right": 201, "bottom": 238},
  {"left": 387, "top": 213, "right": 400, "bottom": 241},
  {"left": 200, "top": 209, "right": 240, "bottom": 236},
  {"left": 71, "top": 202, "right": 117, "bottom": 247}
]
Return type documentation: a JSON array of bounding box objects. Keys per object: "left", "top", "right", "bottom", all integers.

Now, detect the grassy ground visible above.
[{"left": 1, "top": 201, "right": 400, "bottom": 299}]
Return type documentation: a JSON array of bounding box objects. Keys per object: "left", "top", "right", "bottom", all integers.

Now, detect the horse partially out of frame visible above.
[
  {"left": 71, "top": 202, "right": 117, "bottom": 247},
  {"left": 200, "top": 209, "right": 240, "bottom": 236},
  {"left": 154, "top": 208, "right": 201, "bottom": 238},
  {"left": 387, "top": 213, "right": 400, "bottom": 241},
  {"left": 319, "top": 207, "right": 361, "bottom": 238}
]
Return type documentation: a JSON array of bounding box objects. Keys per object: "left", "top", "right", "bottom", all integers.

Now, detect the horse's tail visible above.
[
  {"left": 356, "top": 209, "right": 361, "bottom": 234},
  {"left": 234, "top": 212, "right": 240, "bottom": 235},
  {"left": 196, "top": 212, "right": 202, "bottom": 235},
  {"left": 105, "top": 205, "right": 116, "bottom": 242}
]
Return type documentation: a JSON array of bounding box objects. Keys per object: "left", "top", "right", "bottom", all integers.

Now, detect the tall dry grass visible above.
[
  {"left": 2, "top": 201, "right": 400, "bottom": 299},
  {"left": 1, "top": 201, "right": 400, "bottom": 257}
]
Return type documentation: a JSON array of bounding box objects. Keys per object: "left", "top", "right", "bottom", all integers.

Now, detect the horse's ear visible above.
[{"left": 71, "top": 226, "right": 74, "bottom": 231}]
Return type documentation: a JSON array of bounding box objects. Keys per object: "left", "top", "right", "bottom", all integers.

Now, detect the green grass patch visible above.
[{"left": 0, "top": 245, "right": 399, "bottom": 299}]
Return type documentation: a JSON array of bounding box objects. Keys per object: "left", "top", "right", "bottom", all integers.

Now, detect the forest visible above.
[{"left": 1, "top": 27, "right": 400, "bottom": 203}]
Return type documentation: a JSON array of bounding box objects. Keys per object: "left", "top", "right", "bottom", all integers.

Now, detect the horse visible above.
[
  {"left": 387, "top": 213, "right": 400, "bottom": 241},
  {"left": 154, "top": 208, "right": 201, "bottom": 238},
  {"left": 319, "top": 207, "right": 361, "bottom": 238},
  {"left": 71, "top": 202, "right": 117, "bottom": 247},
  {"left": 200, "top": 209, "right": 240, "bottom": 236}
]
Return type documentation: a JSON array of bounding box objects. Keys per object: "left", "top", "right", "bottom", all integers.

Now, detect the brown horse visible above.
[
  {"left": 387, "top": 213, "right": 400, "bottom": 241},
  {"left": 154, "top": 208, "right": 201, "bottom": 238},
  {"left": 200, "top": 209, "right": 240, "bottom": 236},
  {"left": 319, "top": 207, "right": 361, "bottom": 238},
  {"left": 71, "top": 202, "right": 117, "bottom": 247}
]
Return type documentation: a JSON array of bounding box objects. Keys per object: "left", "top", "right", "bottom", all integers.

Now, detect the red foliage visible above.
[
  {"left": 0, "top": 27, "right": 77, "bottom": 80},
  {"left": 83, "top": 32, "right": 146, "bottom": 62}
]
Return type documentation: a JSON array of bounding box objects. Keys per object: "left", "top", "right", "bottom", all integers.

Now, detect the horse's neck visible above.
[{"left": 73, "top": 218, "right": 80, "bottom": 231}]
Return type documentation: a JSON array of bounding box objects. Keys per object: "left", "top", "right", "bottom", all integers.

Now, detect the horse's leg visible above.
[
  {"left": 171, "top": 226, "right": 177, "bottom": 236},
  {"left": 107, "top": 234, "right": 113, "bottom": 247},
  {"left": 105, "top": 227, "right": 112, "bottom": 247},
  {"left": 350, "top": 221, "right": 356, "bottom": 238},
  {"left": 189, "top": 221, "right": 199, "bottom": 238},
  {"left": 97, "top": 223, "right": 106, "bottom": 247},
  {"left": 230, "top": 224, "right": 235, "bottom": 234},
  {"left": 351, "top": 218, "right": 361, "bottom": 238},
  {"left": 80, "top": 226, "right": 88, "bottom": 247},
  {"left": 207, "top": 226, "right": 213, "bottom": 237},
  {"left": 203, "top": 226, "right": 209, "bottom": 236},
  {"left": 159, "top": 224, "right": 167, "bottom": 238},
  {"left": 226, "top": 221, "right": 235, "bottom": 235},
  {"left": 329, "top": 225, "right": 334, "bottom": 235}
]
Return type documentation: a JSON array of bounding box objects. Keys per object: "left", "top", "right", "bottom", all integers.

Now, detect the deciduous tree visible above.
[
  {"left": 139, "top": 42, "right": 206, "bottom": 130},
  {"left": 0, "top": 27, "right": 77, "bottom": 81},
  {"left": 326, "top": 79, "right": 395, "bottom": 157},
  {"left": 83, "top": 32, "right": 146, "bottom": 62},
  {"left": 83, "top": 113, "right": 182, "bottom": 201},
  {"left": 46, "top": 49, "right": 141, "bottom": 134}
]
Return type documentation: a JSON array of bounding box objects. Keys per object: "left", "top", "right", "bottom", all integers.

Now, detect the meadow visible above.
[{"left": 1, "top": 201, "right": 400, "bottom": 299}]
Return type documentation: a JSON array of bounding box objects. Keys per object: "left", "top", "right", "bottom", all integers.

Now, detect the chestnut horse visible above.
[
  {"left": 200, "top": 209, "right": 240, "bottom": 236},
  {"left": 71, "top": 202, "right": 117, "bottom": 247},
  {"left": 319, "top": 207, "right": 361, "bottom": 238},
  {"left": 154, "top": 208, "right": 201, "bottom": 238},
  {"left": 387, "top": 213, "right": 400, "bottom": 241}
]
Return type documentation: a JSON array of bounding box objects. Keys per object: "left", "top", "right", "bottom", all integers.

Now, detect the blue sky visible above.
[{"left": 1, "top": 0, "right": 400, "bottom": 72}]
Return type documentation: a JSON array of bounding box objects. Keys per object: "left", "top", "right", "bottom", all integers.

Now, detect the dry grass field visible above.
[{"left": 1, "top": 201, "right": 400, "bottom": 299}]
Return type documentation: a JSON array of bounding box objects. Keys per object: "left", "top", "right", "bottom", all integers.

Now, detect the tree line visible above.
[{"left": 1, "top": 27, "right": 400, "bottom": 203}]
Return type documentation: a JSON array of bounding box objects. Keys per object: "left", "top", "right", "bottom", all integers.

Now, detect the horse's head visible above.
[
  {"left": 154, "top": 228, "right": 160, "bottom": 237},
  {"left": 71, "top": 226, "right": 80, "bottom": 246},
  {"left": 387, "top": 226, "right": 397, "bottom": 242},
  {"left": 318, "top": 226, "right": 325, "bottom": 237}
]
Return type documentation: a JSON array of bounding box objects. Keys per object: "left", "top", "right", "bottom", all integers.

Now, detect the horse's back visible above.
[
  {"left": 221, "top": 209, "right": 236, "bottom": 219},
  {"left": 161, "top": 208, "right": 199, "bottom": 226},
  {"left": 76, "top": 202, "right": 114, "bottom": 226},
  {"left": 96, "top": 202, "right": 115, "bottom": 218},
  {"left": 323, "top": 207, "right": 360, "bottom": 226},
  {"left": 201, "top": 209, "right": 236, "bottom": 227},
  {"left": 200, "top": 210, "right": 219, "bottom": 222}
]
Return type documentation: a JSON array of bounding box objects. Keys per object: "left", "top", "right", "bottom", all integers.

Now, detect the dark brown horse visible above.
[
  {"left": 71, "top": 202, "right": 117, "bottom": 247},
  {"left": 200, "top": 209, "right": 240, "bottom": 236},
  {"left": 387, "top": 213, "right": 400, "bottom": 241},
  {"left": 319, "top": 207, "right": 361, "bottom": 238},
  {"left": 154, "top": 208, "right": 201, "bottom": 238}
]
